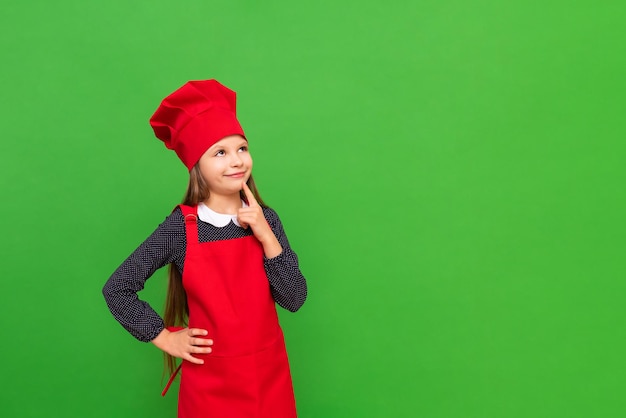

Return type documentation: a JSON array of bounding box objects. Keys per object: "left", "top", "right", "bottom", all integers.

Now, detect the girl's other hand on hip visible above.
[{"left": 151, "top": 327, "right": 213, "bottom": 364}]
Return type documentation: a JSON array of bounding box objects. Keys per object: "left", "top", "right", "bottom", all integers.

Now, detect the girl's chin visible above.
[{"left": 211, "top": 186, "right": 245, "bottom": 197}]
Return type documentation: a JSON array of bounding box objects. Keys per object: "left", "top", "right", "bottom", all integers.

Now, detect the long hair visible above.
[{"left": 163, "top": 163, "right": 266, "bottom": 375}]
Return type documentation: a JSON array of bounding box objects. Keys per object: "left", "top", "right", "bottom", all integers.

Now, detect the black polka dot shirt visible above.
[{"left": 102, "top": 206, "right": 308, "bottom": 342}]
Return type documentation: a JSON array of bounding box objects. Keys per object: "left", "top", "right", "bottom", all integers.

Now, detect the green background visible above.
[{"left": 1, "top": 1, "right": 625, "bottom": 417}]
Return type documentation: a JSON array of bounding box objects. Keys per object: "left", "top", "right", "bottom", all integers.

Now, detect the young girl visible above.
[{"left": 103, "top": 79, "right": 307, "bottom": 418}]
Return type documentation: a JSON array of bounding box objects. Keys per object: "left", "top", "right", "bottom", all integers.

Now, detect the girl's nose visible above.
[{"left": 231, "top": 153, "right": 243, "bottom": 166}]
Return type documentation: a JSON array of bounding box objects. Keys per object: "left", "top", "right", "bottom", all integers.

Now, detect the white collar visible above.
[{"left": 197, "top": 201, "right": 248, "bottom": 227}]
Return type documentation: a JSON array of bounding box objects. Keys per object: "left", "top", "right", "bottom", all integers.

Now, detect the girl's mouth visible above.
[{"left": 225, "top": 172, "right": 245, "bottom": 178}]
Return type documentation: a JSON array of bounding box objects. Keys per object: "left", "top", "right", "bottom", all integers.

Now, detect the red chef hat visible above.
[{"left": 149, "top": 79, "right": 246, "bottom": 171}]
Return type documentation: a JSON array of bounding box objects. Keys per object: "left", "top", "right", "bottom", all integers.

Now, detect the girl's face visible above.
[{"left": 198, "top": 135, "right": 253, "bottom": 197}]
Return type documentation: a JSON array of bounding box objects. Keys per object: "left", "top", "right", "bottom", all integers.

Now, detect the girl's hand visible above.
[
  {"left": 238, "top": 182, "right": 283, "bottom": 258},
  {"left": 237, "top": 182, "right": 271, "bottom": 239},
  {"left": 151, "top": 328, "right": 213, "bottom": 365}
]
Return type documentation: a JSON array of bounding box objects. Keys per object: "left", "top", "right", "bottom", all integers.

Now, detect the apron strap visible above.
[{"left": 178, "top": 204, "right": 199, "bottom": 244}]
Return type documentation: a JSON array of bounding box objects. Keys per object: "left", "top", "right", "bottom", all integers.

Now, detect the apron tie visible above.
[
  {"left": 161, "top": 325, "right": 185, "bottom": 397},
  {"left": 162, "top": 363, "right": 183, "bottom": 397}
]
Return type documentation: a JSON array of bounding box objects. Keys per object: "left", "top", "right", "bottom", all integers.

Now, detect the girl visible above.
[{"left": 103, "top": 79, "right": 307, "bottom": 418}]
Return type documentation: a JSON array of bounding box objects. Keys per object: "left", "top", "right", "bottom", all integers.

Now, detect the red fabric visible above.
[
  {"left": 175, "top": 205, "right": 297, "bottom": 418},
  {"left": 149, "top": 80, "right": 246, "bottom": 171}
]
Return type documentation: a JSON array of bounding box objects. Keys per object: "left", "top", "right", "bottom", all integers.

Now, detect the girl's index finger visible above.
[{"left": 242, "top": 182, "right": 259, "bottom": 207}]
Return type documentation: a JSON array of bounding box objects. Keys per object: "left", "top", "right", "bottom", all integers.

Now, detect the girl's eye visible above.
[
  {"left": 215, "top": 150, "right": 225, "bottom": 156},
  {"left": 238, "top": 146, "right": 248, "bottom": 152}
]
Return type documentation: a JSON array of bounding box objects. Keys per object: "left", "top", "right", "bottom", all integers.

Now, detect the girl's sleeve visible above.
[
  {"left": 102, "top": 208, "right": 184, "bottom": 342},
  {"left": 263, "top": 207, "right": 308, "bottom": 312}
]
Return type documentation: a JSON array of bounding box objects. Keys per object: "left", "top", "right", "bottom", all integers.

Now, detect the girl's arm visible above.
[
  {"left": 262, "top": 207, "right": 308, "bottom": 312},
  {"left": 102, "top": 209, "right": 184, "bottom": 342},
  {"left": 237, "top": 183, "right": 307, "bottom": 312}
]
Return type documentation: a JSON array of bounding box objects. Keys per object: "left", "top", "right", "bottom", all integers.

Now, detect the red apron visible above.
[{"left": 175, "top": 204, "right": 297, "bottom": 418}]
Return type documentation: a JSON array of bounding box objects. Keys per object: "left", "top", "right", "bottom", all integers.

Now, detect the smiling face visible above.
[{"left": 197, "top": 135, "right": 253, "bottom": 198}]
